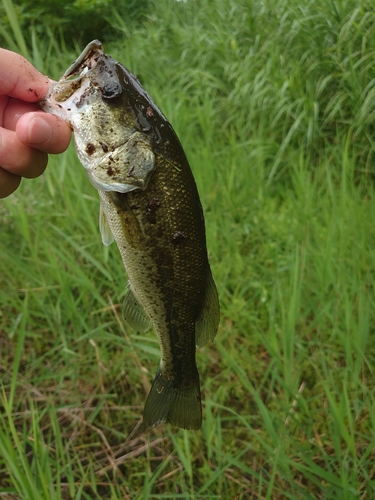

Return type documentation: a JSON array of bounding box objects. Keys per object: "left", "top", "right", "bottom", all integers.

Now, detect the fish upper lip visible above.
[{"left": 62, "top": 39, "right": 103, "bottom": 80}]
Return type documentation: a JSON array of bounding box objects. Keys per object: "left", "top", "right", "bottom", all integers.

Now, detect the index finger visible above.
[{"left": 0, "top": 48, "right": 50, "bottom": 102}]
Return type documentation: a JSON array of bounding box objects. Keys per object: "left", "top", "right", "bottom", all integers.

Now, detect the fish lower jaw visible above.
[
  {"left": 41, "top": 78, "right": 92, "bottom": 122},
  {"left": 39, "top": 99, "right": 71, "bottom": 124}
]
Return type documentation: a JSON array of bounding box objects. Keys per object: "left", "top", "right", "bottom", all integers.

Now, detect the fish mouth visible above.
[
  {"left": 62, "top": 39, "right": 104, "bottom": 80},
  {"left": 44, "top": 40, "right": 104, "bottom": 104}
]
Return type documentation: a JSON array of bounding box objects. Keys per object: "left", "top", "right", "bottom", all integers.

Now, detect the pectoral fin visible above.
[
  {"left": 195, "top": 269, "right": 220, "bottom": 347},
  {"left": 123, "top": 285, "right": 152, "bottom": 333},
  {"left": 99, "top": 202, "right": 114, "bottom": 246}
]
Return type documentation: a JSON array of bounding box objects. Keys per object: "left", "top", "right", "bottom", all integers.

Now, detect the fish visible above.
[{"left": 40, "top": 40, "right": 220, "bottom": 430}]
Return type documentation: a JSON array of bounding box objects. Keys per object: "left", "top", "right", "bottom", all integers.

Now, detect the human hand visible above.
[{"left": 0, "top": 48, "right": 72, "bottom": 198}]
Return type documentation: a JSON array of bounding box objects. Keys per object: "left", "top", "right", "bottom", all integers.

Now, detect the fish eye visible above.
[{"left": 101, "top": 82, "right": 123, "bottom": 101}]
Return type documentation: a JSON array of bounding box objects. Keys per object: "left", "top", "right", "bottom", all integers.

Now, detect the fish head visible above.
[
  {"left": 40, "top": 40, "right": 155, "bottom": 193},
  {"left": 40, "top": 39, "right": 135, "bottom": 139}
]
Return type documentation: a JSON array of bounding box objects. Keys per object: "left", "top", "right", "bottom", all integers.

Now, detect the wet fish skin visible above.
[{"left": 40, "top": 40, "right": 219, "bottom": 430}]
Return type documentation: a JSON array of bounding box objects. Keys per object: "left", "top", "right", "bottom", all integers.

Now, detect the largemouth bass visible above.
[{"left": 40, "top": 40, "right": 219, "bottom": 430}]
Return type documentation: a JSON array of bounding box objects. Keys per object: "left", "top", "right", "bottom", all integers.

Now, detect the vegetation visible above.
[
  {"left": 0, "top": 0, "right": 148, "bottom": 50},
  {"left": 1, "top": 0, "right": 375, "bottom": 497}
]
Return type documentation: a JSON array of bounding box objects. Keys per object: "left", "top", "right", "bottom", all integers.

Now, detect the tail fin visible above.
[{"left": 143, "top": 366, "right": 202, "bottom": 430}]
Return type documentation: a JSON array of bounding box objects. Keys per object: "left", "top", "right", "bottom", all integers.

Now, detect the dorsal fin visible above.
[{"left": 195, "top": 269, "right": 220, "bottom": 348}]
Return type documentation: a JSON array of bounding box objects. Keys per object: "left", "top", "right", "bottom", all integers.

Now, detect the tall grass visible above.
[{"left": 1, "top": 0, "right": 375, "bottom": 498}]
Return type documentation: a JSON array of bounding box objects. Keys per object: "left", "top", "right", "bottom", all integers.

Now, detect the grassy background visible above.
[{"left": 1, "top": 0, "right": 375, "bottom": 498}]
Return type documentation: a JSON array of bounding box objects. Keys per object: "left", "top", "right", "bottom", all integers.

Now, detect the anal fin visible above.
[{"left": 123, "top": 285, "right": 152, "bottom": 333}]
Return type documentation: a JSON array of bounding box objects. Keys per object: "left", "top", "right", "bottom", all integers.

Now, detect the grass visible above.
[{"left": 1, "top": 0, "right": 375, "bottom": 497}]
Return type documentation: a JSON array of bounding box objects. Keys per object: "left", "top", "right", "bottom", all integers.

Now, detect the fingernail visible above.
[{"left": 28, "top": 115, "right": 52, "bottom": 144}]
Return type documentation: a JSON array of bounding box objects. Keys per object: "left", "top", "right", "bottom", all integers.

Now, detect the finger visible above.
[
  {"left": 0, "top": 127, "right": 48, "bottom": 178},
  {"left": 16, "top": 111, "right": 72, "bottom": 154},
  {"left": 0, "top": 48, "right": 50, "bottom": 102},
  {"left": 2, "top": 97, "right": 40, "bottom": 130},
  {"left": 0, "top": 167, "right": 21, "bottom": 198}
]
